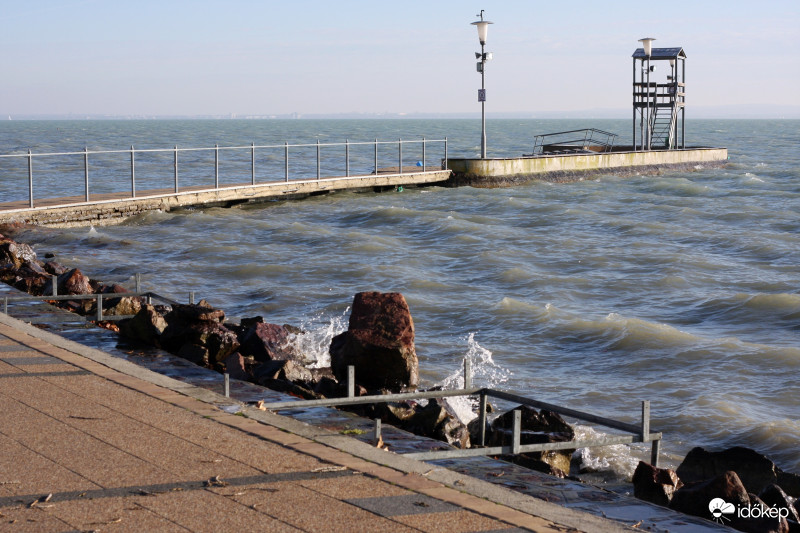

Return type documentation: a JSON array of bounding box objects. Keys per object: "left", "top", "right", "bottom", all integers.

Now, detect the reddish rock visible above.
[
  {"left": 238, "top": 321, "right": 296, "bottom": 362},
  {"left": 253, "top": 359, "right": 313, "bottom": 384},
  {"left": 633, "top": 461, "right": 684, "bottom": 506},
  {"left": 177, "top": 343, "right": 209, "bottom": 367},
  {"left": 42, "top": 268, "right": 93, "bottom": 296},
  {"left": 329, "top": 292, "right": 418, "bottom": 391}
]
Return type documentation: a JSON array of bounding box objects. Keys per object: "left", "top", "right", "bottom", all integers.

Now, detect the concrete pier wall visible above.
[
  {"left": 447, "top": 147, "right": 728, "bottom": 186},
  {"left": 0, "top": 170, "right": 452, "bottom": 228}
]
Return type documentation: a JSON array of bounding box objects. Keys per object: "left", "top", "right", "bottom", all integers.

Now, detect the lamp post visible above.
[
  {"left": 639, "top": 37, "right": 655, "bottom": 150},
  {"left": 472, "top": 10, "right": 493, "bottom": 159}
]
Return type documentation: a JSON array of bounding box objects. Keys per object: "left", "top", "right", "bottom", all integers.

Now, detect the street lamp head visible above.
[
  {"left": 638, "top": 37, "right": 656, "bottom": 57},
  {"left": 471, "top": 11, "right": 493, "bottom": 45}
]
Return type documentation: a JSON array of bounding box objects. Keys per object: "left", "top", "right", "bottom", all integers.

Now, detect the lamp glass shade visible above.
[
  {"left": 669, "top": 59, "right": 675, "bottom": 67},
  {"left": 471, "top": 20, "right": 493, "bottom": 44},
  {"left": 638, "top": 37, "right": 655, "bottom": 57}
]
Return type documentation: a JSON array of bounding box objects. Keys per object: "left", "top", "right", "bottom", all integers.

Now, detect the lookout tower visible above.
[{"left": 633, "top": 41, "right": 686, "bottom": 151}]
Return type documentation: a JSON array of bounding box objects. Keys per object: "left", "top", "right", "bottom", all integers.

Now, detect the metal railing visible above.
[
  {"left": 0, "top": 137, "right": 448, "bottom": 209},
  {"left": 255, "top": 360, "right": 663, "bottom": 467},
  {"left": 1, "top": 279, "right": 662, "bottom": 467},
  {"left": 529, "top": 128, "right": 618, "bottom": 156}
]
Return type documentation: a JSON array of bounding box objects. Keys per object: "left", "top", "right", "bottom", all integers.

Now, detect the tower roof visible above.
[{"left": 632, "top": 47, "right": 686, "bottom": 59}]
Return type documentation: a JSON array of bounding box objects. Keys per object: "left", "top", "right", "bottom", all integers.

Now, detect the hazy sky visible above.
[{"left": 2, "top": 0, "right": 798, "bottom": 117}]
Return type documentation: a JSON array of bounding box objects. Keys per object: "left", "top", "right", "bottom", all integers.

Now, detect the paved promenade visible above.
[{"left": 0, "top": 314, "right": 629, "bottom": 532}]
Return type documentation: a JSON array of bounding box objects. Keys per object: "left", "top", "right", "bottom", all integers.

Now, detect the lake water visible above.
[{"left": 1, "top": 118, "right": 798, "bottom": 476}]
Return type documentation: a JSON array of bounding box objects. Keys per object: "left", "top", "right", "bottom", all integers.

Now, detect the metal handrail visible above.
[
  {"left": 530, "top": 128, "right": 618, "bottom": 156},
  {"left": 255, "top": 361, "right": 663, "bottom": 467},
  {"left": 0, "top": 137, "right": 448, "bottom": 209}
]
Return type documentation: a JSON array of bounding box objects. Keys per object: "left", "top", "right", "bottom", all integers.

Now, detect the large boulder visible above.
[
  {"left": 329, "top": 292, "right": 418, "bottom": 392},
  {"left": 633, "top": 461, "right": 683, "bottom": 506},
  {"left": 677, "top": 447, "right": 781, "bottom": 496},
  {"left": 670, "top": 470, "right": 750, "bottom": 520},
  {"left": 379, "top": 400, "right": 470, "bottom": 449}
]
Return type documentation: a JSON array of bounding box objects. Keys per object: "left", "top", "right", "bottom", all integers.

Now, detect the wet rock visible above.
[
  {"left": 177, "top": 343, "right": 209, "bottom": 367},
  {"left": 253, "top": 359, "right": 313, "bottom": 384},
  {"left": 222, "top": 352, "right": 250, "bottom": 381},
  {"left": 677, "top": 446, "right": 780, "bottom": 495},
  {"left": 237, "top": 320, "right": 297, "bottom": 362},
  {"left": 42, "top": 268, "right": 93, "bottom": 296},
  {"left": 632, "top": 461, "right": 683, "bottom": 507},
  {"left": 503, "top": 454, "right": 569, "bottom": 478},
  {"left": 778, "top": 471, "right": 800, "bottom": 499},
  {"left": 670, "top": 470, "right": 749, "bottom": 520},
  {"left": 329, "top": 291, "right": 418, "bottom": 392},
  {"left": 168, "top": 300, "right": 225, "bottom": 323},
  {"left": 119, "top": 304, "right": 168, "bottom": 345},
  {"left": 759, "top": 484, "right": 800, "bottom": 523},
  {"left": 379, "top": 400, "right": 470, "bottom": 449},
  {"left": 744, "top": 494, "right": 790, "bottom": 533},
  {"left": 488, "top": 406, "right": 575, "bottom": 474},
  {"left": 43, "top": 261, "right": 68, "bottom": 276},
  {"left": 0, "top": 240, "right": 37, "bottom": 269}
]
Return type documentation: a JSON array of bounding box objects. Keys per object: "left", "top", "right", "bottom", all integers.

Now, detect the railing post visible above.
[
  {"left": 190, "top": 291, "right": 195, "bottom": 305},
  {"left": 641, "top": 400, "right": 650, "bottom": 441},
  {"left": 316, "top": 139, "right": 321, "bottom": 180},
  {"left": 224, "top": 373, "right": 230, "bottom": 398},
  {"left": 28, "top": 149, "right": 33, "bottom": 208},
  {"left": 130, "top": 145, "right": 136, "bottom": 198},
  {"left": 422, "top": 136, "right": 426, "bottom": 172},
  {"left": 398, "top": 138, "right": 402, "bottom": 175},
  {"left": 3, "top": 297, "right": 7, "bottom": 315},
  {"left": 347, "top": 365, "right": 355, "bottom": 398},
  {"left": 284, "top": 141, "right": 289, "bottom": 182},
  {"left": 512, "top": 410, "right": 521, "bottom": 455},
  {"left": 84, "top": 146, "right": 89, "bottom": 202},
  {"left": 444, "top": 137, "right": 448, "bottom": 170},
  {"left": 479, "top": 392, "right": 488, "bottom": 446},
  {"left": 135, "top": 273, "right": 141, "bottom": 293},
  {"left": 651, "top": 438, "right": 661, "bottom": 467},
  {"left": 251, "top": 142, "right": 256, "bottom": 185},
  {"left": 374, "top": 138, "right": 378, "bottom": 175},
  {"left": 51, "top": 275, "right": 57, "bottom": 297},
  {"left": 373, "top": 418, "right": 382, "bottom": 445},
  {"left": 463, "top": 358, "right": 472, "bottom": 390},
  {"left": 174, "top": 145, "right": 179, "bottom": 193},
  {"left": 345, "top": 139, "right": 350, "bottom": 177},
  {"left": 215, "top": 144, "right": 219, "bottom": 189},
  {"left": 96, "top": 293, "right": 103, "bottom": 322}
]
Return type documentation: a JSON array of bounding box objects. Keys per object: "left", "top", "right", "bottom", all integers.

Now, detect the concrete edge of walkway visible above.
[{"left": 0, "top": 312, "right": 633, "bottom": 533}]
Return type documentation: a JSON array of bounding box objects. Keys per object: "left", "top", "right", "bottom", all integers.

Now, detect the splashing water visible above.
[
  {"left": 437, "top": 333, "right": 513, "bottom": 425},
  {"left": 286, "top": 307, "right": 350, "bottom": 368},
  {"left": 571, "top": 425, "right": 642, "bottom": 483}
]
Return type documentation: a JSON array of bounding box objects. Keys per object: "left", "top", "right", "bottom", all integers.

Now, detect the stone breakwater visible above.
[{"left": 1, "top": 228, "right": 798, "bottom": 530}]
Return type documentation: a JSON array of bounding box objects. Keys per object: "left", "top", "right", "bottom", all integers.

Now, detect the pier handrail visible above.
[
  {"left": 0, "top": 137, "right": 448, "bottom": 209},
  {"left": 529, "top": 128, "right": 617, "bottom": 156}
]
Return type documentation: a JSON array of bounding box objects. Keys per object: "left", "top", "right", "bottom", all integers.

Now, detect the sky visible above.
[{"left": 1, "top": 0, "right": 799, "bottom": 118}]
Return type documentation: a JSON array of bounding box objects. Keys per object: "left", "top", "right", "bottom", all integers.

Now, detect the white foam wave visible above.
[
  {"left": 285, "top": 307, "right": 350, "bottom": 368},
  {"left": 571, "top": 425, "right": 641, "bottom": 481}
]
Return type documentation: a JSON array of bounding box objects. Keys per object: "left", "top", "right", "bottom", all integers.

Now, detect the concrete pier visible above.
[
  {"left": 447, "top": 147, "right": 728, "bottom": 186},
  {"left": 0, "top": 169, "right": 452, "bottom": 228}
]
